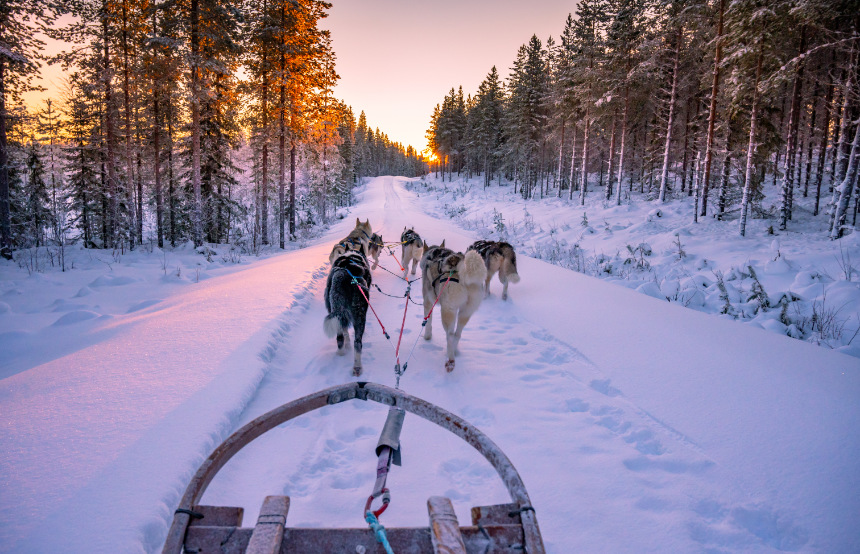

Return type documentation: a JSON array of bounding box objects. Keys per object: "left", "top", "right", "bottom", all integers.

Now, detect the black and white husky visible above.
[
  {"left": 467, "top": 240, "right": 521, "bottom": 300},
  {"left": 324, "top": 249, "right": 372, "bottom": 376},
  {"left": 401, "top": 227, "right": 423, "bottom": 276}
]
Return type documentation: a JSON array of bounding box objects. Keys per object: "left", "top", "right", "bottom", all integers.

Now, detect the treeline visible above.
[
  {"left": 427, "top": 0, "right": 860, "bottom": 238},
  {"left": 0, "top": 0, "right": 425, "bottom": 260}
]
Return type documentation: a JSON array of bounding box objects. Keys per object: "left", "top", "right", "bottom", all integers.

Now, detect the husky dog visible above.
[
  {"left": 401, "top": 227, "right": 423, "bottom": 275},
  {"left": 467, "top": 240, "right": 521, "bottom": 300},
  {"left": 324, "top": 250, "right": 372, "bottom": 376},
  {"left": 368, "top": 233, "right": 383, "bottom": 270},
  {"left": 329, "top": 218, "right": 373, "bottom": 264},
  {"left": 420, "top": 240, "right": 487, "bottom": 372}
]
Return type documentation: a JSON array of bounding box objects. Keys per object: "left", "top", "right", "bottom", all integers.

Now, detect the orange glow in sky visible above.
[{"left": 323, "top": 0, "right": 578, "bottom": 153}]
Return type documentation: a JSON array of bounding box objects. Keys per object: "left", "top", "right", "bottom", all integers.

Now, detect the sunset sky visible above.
[
  {"left": 323, "top": 0, "right": 577, "bottom": 152},
  {"left": 24, "top": 1, "right": 579, "bottom": 154}
]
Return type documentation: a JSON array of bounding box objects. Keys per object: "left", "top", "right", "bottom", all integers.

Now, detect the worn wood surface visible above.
[
  {"left": 246, "top": 496, "right": 289, "bottom": 554},
  {"left": 471, "top": 503, "right": 520, "bottom": 526},
  {"left": 184, "top": 524, "right": 524, "bottom": 553},
  {"left": 428, "top": 496, "right": 467, "bottom": 554},
  {"left": 189, "top": 505, "right": 244, "bottom": 527}
]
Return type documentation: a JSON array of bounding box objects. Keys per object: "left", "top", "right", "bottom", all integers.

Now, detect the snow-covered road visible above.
[{"left": 2, "top": 177, "right": 858, "bottom": 553}]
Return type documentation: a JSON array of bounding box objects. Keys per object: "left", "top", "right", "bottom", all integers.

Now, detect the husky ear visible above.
[
  {"left": 356, "top": 217, "right": 361, "bottom": 226},
  {"left": 440, "top": 239, "right": 446, "bottom": 248}
]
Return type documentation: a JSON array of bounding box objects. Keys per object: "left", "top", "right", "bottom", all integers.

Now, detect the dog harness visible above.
[
  {"left": 431, "top": 271, "right": 459, "bottom": 289},
  {"left": 401, "top": 229, "right": 421, "bottom": 246}
]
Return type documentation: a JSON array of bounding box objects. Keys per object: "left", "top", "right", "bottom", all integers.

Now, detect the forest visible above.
[
  {"left": 0, "top": 0, "right": 426, "bottom": 260},
  {"left": 426, "top": 0, "right": 860, "bottom": 240}
]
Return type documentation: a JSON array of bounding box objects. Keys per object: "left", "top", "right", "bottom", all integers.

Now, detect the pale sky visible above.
[{"left": 24, "top": 1, "right": 580, "bottom": 154}]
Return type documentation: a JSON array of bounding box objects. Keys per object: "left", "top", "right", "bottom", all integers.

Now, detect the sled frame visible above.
[{"left": 162, "top": 381, "right": 545, "bottom": 553}]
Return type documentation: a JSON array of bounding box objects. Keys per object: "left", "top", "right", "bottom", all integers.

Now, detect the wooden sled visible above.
[{"left": 162, "top": 381, "right": 545, "bottom": 553}]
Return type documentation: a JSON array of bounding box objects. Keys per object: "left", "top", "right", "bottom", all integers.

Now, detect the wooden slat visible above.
[
  {"left": 246, "top": 496, "right": 289, "bottom": 554},
  {"left": 189, "top": 505, "right": 244, "bottom": 527},
  {"left": 471, "top": 503, "right": 520, "bottom": 526},
  {"left": 185, "top": 525, "right": 524, "bottom": 553},
  {"left": 185, "top": 526, "right": 250, "bottom": 554},
  {"left": 428, "top": 496, "right": 467, "bottom": 554}
]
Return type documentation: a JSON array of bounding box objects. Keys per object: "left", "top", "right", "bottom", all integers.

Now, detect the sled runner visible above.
[{"left": 162, "top": 381, "right": 545, "bottom": 553}]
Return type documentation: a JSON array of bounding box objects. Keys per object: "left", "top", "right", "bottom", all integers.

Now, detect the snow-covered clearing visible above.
[
  {"left": 407, "top": 174, "right": 860, "bottom": 358},
  {"left": 1, "top": 176, "right": 858, "bottom": 553}
]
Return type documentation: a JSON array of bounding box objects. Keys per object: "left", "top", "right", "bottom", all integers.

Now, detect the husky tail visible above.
[
  {"left": 323, "top": 312, "right": 350, "bottom": 337},
  {"left": 460, "top": 250, "right": 488, "bottom": 286},
  {"left": 501, "top": 244, "right": 520, "bottom": 283}
]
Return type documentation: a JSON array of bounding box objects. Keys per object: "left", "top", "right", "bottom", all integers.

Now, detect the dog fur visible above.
[
  {"left": 420, "top": 240, "right": 487, "bottom": 372},
  {"left": 468, "top": 240, "right": 520, "bottom": 300},
  {"left": 323, "top": 250, "right": 372, "bottom": 376},
  {"left": 329, "top": 218, "right": 373, "bottom": 264},
  {"left": 368, "top": 233, "right": 383, "bottom": 270},
  {"left": 401, "top": 227, "right": 423, "bottom": 275}
]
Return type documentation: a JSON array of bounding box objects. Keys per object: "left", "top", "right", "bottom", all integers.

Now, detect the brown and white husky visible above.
[
  {"left": 420, "top": 240, "right": 487, "bottom": 372},
  {"left": 329, "top": 218, "right": 373, "bottom": 264},
  {"left": 400, "top": 227, "right": 423, "bottom": 275},
  {"left": 467, "top": 240, "right": 520, "bottom": 300}
]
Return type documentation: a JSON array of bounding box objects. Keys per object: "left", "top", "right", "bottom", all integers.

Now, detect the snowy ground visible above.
[
  {"left": 407, "top": 174, "right": 860, "bottom": 358},
  {"left": 1, "top": 176, "right": 858, "bottom": 553}
]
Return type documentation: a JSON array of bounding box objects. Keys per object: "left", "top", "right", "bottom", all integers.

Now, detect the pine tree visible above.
[{"left": 0, "top": 0, "right": 59, "bottom": 257}]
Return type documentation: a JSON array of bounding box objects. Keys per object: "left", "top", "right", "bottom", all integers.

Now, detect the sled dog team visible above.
[{"left": 324, "top": 218, "right": 520, "bottom": 376}]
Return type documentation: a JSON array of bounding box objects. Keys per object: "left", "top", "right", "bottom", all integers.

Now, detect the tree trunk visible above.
[
  {"left": 0, "top": 60, "right": 10, "bottom": 258},
  {"left": 803, "top": 79, "right": 819, "bottom": 197},
  {"left": 830, "top": 118, "right": 860, "bottom": 239},
  {"left": 681, "top": 96, "right": 692, "bottom": 193},
  {"left": 569, "top": 122, "right": 578, "bottom": 200},
  {"left": 154, "top": 85, "right": 163, "bottom": 248},
  {"left": 289, "top": 136, "right": 296, "bottom": 239},
  {"left": 716, "top": 121, "right": 731, "bottom": 220},
  {"left": 605, "top": 110, "right": 618, "bottom": 201},
  {"left": 122, "top": 0, "right": 136, "bottom": 248},
  {"left": 829, "top": 59, "right": 856, "bottom": 233},
  {"left": 813, "top": 78, "right": 834, "bottom": 216},
  {"left": 778, "top": 27, "right": 806, "bottom": 230},
  {"left": 659, "top": 26, "right": 682, "bottom": 204},
  {"left": 701, "top": 0, "right": 725, "bottom": 216},
  {"left": 615, "top": 84, "right": 630, "bottom": 206},
  {"left": 190, "top": 0, "right": 203, "bottom": 247},
  {"left": 693, "top": 149, "right": 701, "bottom": 223},
  {"left": 103, "top": 11, "right": 120, "bottom": 248},
  {"left": 556, "top": 118, "right": 565, "bottom": 198},
  {"left": 740, "top": 46, "right": 763, "bottom": 237},
  {"left": 580, "top": 105, "right": 590, "bottom": 206},
  {"left": 278, "top": 2, "right": 286, "bottom": 249},
  {"left": 167, "top": 104, "right": 176, "bottom": 247}
]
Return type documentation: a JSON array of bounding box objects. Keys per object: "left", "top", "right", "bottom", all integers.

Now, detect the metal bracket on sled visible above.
[{"left": 327, "top": 382, "right": 396, "bottom": 407}]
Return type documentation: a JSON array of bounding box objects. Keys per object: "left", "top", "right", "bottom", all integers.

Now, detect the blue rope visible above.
[{"left": 365, "top": 511, "right": 395, "bottom": 554}]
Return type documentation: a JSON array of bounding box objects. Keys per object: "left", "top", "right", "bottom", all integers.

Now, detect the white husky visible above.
[{"left": 420, "top": 240, "right": 487, "bottom": 372}]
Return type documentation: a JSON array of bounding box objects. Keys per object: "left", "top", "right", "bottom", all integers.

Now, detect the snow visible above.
[
  {"left": 406, "top": 174, "right": 860, "bottom": 357},
  {"left": 1, "top": 176, "right": 859, "bottom": 553}
]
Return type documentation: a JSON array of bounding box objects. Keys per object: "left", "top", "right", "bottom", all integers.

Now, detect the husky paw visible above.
[
  {"left": 502, "top": 293, "right": 508, "bottom": 301},
  {"left": 445, "top": 359, "right": 455, "bottom": 372},
  {"left": 353, "top": 365, "right": 362, "bottom": 377}
]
